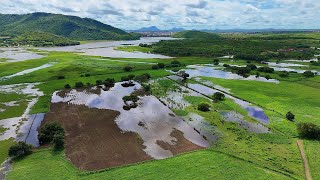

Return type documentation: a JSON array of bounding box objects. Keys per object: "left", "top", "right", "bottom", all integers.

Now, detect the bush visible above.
[
  {"left": 279, "top": 71, "right": 289, "bottom": 78},
  {"left": 123, "top": 66, "right": 133, "bottom": 72},
  {"left": 38, "top": 123, "right": 65, "bottom": 145},
  {"left": 297, "top": 123, "right": 320, "bottom": 140},
  {"left": 171, "top": 60, "right": 181, "bottom": 65},
  {"left": 286, "top": 111, "right": 295, "bottom": 121},
  {"left": 213, "top": 92, "right": 225, "bottom": 101},
  {"left": 96, "top": 80, "right": 103, "bottom": 86},
  {"left": 303, "top": 71, "right": 315, "bottom": 77},
  {"left": 134, "top": 73, "right": 151, "bottom": 82},
  {"left": 121, "top": 76, "right": 130, "bottom": 82},
  {"left": 152, "top": 65, "right": 159, "bottom": 69},
  {"left": 104, "top": 78, "right": 115, "bottom": 87},
  {"left": 52, "top": 133, "right": 65, "bottom": 149},
  {"left": 75, "top": 82, "right": 84, "bottom": 88},
  {"left": 158, "top": 63, "right": 165, "bottom": 68},
  {"left": 246, "top": 64, "right": 257, "bottom": 70},
  {"left": 198, "top": 103, "right": 210, "bottom": 112},
  {"left": 142, "top": 84, "right": 151, "bottom": 92},
  {"left": 8, "top": 142, "right": 33, "bottom": 158},
  {"left": 64, "top": 84, "right": 71, "bottom": 89},
  {"left": 257, "top": 67, "right": 274, "bottom": 73}
]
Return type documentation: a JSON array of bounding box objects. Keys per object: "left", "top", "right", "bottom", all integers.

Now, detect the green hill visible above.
[
  {"left": 13, "top": 31, "right": 80, "bottom": 46},
  {"left": 0, "top": 12, "right": 139, "bottom": 40}
]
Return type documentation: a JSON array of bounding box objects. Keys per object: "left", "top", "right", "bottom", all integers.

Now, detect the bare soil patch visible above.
[{"left": 43, "top": 103, "right": 152, "bottom": 171}]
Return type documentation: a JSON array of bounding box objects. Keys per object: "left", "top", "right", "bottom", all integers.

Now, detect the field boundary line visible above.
[{"left": 297, "top": 140, "right": 312, "bottom": 180}]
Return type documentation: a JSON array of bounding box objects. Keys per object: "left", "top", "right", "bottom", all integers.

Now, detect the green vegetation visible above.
[
  {"left": 304, "top": 140, "right": 320, "bottom": 178},
  {"left": 0, "top": 12, "right": 139, "bottom": 41},
  {"left": 38, "top": 122, "right": 65, "bottom": 149},
  {"left": 8, "top": 142, "right": 33, "bottom": 158},
  {"left": 7, "top": 148, "right": 290, "bottom": 180},
  {"left": 13, "top": 31, "right": 80, "bottom": 46},
  {"left": 297, "top": 123, "right": 320, "bottom": 140},
  {"left": 0, "top": 140, "right": 15, "bottom": 163},
  {"left": 115, "top": 46, "right": 151, "bottom": 53}
]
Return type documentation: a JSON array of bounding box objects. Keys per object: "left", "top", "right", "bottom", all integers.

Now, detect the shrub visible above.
[
  {"left": 85, "top": 73, "right": 90, "bottom": 77},
  {"left": 104, "top": 78, "right": 115, "bottom": 87},
  {"left": 64, "top": 84, "right": 71, "bottom": 89},
  {"left": 152, "top": 65, "right": 159, "bottom": 69},
  {"left": 223, "top": 64, "right": 230, "bottom": 68},
  {"left": 303, "top": 71, "right": 315, "bottom": 77},
  {"left": 142, "top": 84, "right": 151, "bottom": 92},
  {"left": 213, "top": 92, "right": 225, "bottom": 101},
  {"left": 52, "top": 133, "right": 65, "bottom": 149},
  {"left": 257, "top": 67, "right": 274, "bottom": 73},
  {"left": 246, "top": 64, "right": 257, "bottom": 70},
  {"left": 75, "top": 82, "right": 84, "bottom": 88},
  {"left": 171, "top": 60, "right": 181, "bottom": 65},
  {"left": 297, "top": 123, "right": 320, "bottom": 140},
  {"left": 8, "top": 142, "right": 33, "bottom": 158},
  {"left": 38, "top": 123, "right": 65, "bottom": 145},
  {"left": 158, "top": 63, "right": 165, "bottom": 68},
  {"left": 286, "top": 111, "right": 295, "bottom": 121},
  {"left": 123, "top": 66, "right": 133, "bottom": 72},
  {"left": 96, "top": 80, "right": 103, "bottom": 86},
  {"left": 121, "top": 76, "right": 130, "bottom": 82},
  {"left": 134, "top": 73, "right": 151, "bottom": 82},
  {"left": 198, "top": 103, "right": 210, "bottom": 112},
  {"left": 279, "top": 71, "right": 289, "bottom": 78}
]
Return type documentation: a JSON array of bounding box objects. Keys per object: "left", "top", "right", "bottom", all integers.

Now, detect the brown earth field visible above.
[{"left": 42, "top": 102, "right": 204, "bottom": 171}]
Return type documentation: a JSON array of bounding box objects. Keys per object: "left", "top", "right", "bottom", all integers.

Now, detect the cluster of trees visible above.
[
  {"left": 303, "top": 71, "right": 316, "bottom": 78},
  {"left": 297, "top": 123, "right": 320, "bottom": 140},
  {"left": 122, "top": 94, "right": 139, "bottom": 110},
  {"left": 38, "top": 122, "right": 65, "bottom": 149},
  {"left": 152, "top": 31, "right": 316, "bottom": 61},
  {"left": 139, "top": 43, "right": 152, "bottom": 48},
  {"left": 8, "top": 142, "right": 33, "bottom": 159}
]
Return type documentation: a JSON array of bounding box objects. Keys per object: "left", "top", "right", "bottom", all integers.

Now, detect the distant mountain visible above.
[
  {"left": 131, "top": 26, "right": 185, "bottom": 32},
  {"left": 0, "top": 12, "right": 139, "bottom": 40}
]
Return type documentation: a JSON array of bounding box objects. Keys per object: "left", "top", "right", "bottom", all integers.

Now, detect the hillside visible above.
[
  {"left": 13, "top": 31, "right": 80, "bottom": 46},
  {"left": 0, "top": 12, "right": 139, "bottom": 40},
  {"left": 173, "top": 30, "right": 221, "bottom": 39}
]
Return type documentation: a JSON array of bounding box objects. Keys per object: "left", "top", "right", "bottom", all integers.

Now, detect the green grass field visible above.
[
  {"left": 304, "top": 140, "right": 320, "bottom": 179},
  {"left": 7, "top": 148, "right": 291, "bottom": 180},
  {"left": 0, "top": 140, "right": 15, "bottom": 163}
]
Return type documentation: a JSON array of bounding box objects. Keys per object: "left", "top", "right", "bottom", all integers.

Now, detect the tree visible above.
[
  {"left": 52, "top": 133, "right": 65, "bottom": 149},
  {"left": 38, "top": 123, "right": 65, "bottom": 145},
  {"left": 152, "top": 65, "right": 159, "bottom": 69},
  {"left": 303, "top": 71, "right": 315, "bottom": 77},
  {"left": 279, "top": 71, "right": 289, "bottom": 78},
  {"left": 104, "top": 78, "right": 115, "bottom": 87},
  {"left": 198, "top": 103, "right": 210, "bottom": 112},
  {"left": 8, "top": 142, "right": 33, "bottom": 158},
  {"left": 123, "top": 66, "right": 133, "bottom": 72},
  {"left": 213, "top": 59, "right": 219, "bottom": 65},
  {"left": 64, "top": 84, "right": 71, "bottom": 89},
  {"left": 75, "top": 82, "right": 84, "bottom": 88},
  {"left": 213, "top": 92, "right": 225, "bottom": 101},
  {"left": 297, "top": 123, "right": 320, "bottom": 140},
  {"left": 96, "top": 80, "right": 103, "bottom": 86},
  {"left": 158, "top": 63, "right": 165, "bottom": 68},
  {"left": 286, "top": 111, "right": 295, "bottom": 121}
]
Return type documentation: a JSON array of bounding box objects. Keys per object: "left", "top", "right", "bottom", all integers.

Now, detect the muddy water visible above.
[
  {"left": 187, "top": 83, "right": 270, "bottom": 124},
  {"left": 38, "top": 37, "right": 175, "bottom": 59},
  {"left": 0, "top": 48, "right": 44, "bottom": 63},
  {"left": 221, "top": 111, "right": 270, "bottom": 133},
  {"left": 0, "top": 63, "right": 54, "bottom": 81},
  {"left": 178, "top": 65, "right": 279, "bottom": 83},
  {"left": 51, "top": 82, "right": 209, "bottom": 159},
  {"left": 0, "top": 83, "right": 44, "bottom": 146}
]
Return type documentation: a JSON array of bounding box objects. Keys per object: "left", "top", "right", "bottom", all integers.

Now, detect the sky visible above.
[{"left": 0, "top": 0, "right": 319, "bottom": 30}]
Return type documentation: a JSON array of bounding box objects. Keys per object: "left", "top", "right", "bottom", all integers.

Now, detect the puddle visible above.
[
  {"left": 38, "top": 37, "right": 176, "bottom": 59},
  {"left": 0, "top": 48, "right": 44, "bottom": 63},
  {"left": 0, "top": 63, "right": 54, "bottom": 81},
  {"left": 221, "top": 111, "right": 270, "bottom": 133},
  {"left": 51, "top": 82, "right": 209, "bottom": 159},
  {"left": 177, "top": 65, "right": 279, "bottom": 83}
]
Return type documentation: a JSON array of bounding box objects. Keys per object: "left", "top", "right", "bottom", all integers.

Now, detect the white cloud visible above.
[{"left": 0, "top": 0, "right": 319, "bottom": 30}]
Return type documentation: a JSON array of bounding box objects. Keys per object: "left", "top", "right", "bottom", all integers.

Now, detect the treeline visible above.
[{"left": 152, "top": 31, "right": 317, "bottom": 61}]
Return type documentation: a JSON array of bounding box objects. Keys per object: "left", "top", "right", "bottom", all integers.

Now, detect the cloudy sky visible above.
[{"left": 0, "top": 0, "right": 319, "bottom": 30}]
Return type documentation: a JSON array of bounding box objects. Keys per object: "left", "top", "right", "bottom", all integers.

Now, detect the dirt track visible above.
[{"left": 297, "top": 140, "right": 312, "bottom": 180}]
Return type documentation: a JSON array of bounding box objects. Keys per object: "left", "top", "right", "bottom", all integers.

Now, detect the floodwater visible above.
[
  {"left": 38, "top": 37, "right": 175, "bottom": 59},
  {"left": 0, "top": 63, "right": 54, "bottom": 81},
  {"left": 285, "top": 58, "right": 318, "bottom": 63},
  {"left": 186, "top": 113, "right": 218, "bottom": 142},
  {"left": 0, "top": 83, "right": 44, "bottom": 146},
  {"left": 0, "top": 159, "right": 11, "bottom": 180},
  {"left": 271, "top": 67, "right": 320, "bottom": 75},
  {"left": 266, "top": 62, "right": 307, "bottom": 67},
  {"left": 51, "top": 82, "right": 209, "bottom": 159},
  {"left": 0, "top": 48, "right": 44, "bottom": 63},
  {"left": 187, "top": 83, "right": 270, "bottom": 124},
  {"left": 178, "top": 65, "right": 279, "bottom": 83},
  {"left": 221, "top": 111, "right": 270, "bottom": 133}
]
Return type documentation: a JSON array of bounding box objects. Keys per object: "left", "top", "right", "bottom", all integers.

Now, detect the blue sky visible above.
[{"left": 0, "top": 0, "right": 319, "bottom": 30}]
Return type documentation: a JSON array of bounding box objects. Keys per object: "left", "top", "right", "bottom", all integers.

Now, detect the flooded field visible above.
[
  {"left": 38, "top": 37, "right": 175, "bottom": 59},
  {"left": 0, "top": 48, "right": 44, "bottom": 63},
  {"left": 45, "top": 82, "right": 208, "bottom": 170},
  {"left": 0, "top": 83, "right": 44, "bottom": 146},
  {"left": 177, "top": 65, "right": 279, "bottom": 83},
  {"left": 0, "top": 63, "right": 54, "bottom": 81}
]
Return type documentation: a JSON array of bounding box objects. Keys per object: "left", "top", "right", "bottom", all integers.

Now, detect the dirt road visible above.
[{"left": 297, "top": 139, "right": 312, "bottom": 180}]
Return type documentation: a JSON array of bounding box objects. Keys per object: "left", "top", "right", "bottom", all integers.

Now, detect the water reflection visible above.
[
  {"left": 51, "top": 82, "right": 209, "bottom": 159},
  {"left": 0, "top": 48, "right": 44, "bottom": 63}
]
